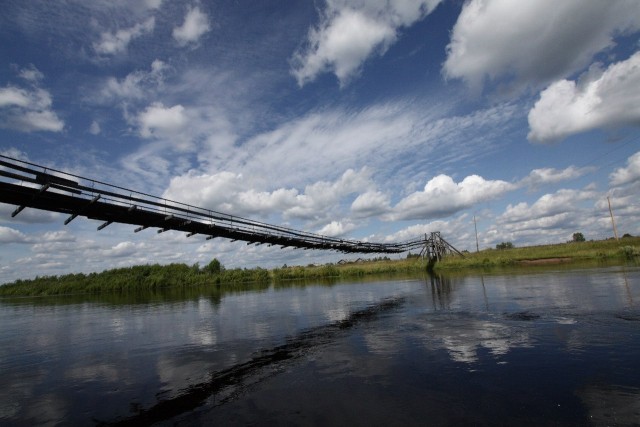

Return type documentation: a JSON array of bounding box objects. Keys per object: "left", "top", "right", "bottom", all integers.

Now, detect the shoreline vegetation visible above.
[{"left": 1, "top": 237, "right": 638, "bottom": 297}]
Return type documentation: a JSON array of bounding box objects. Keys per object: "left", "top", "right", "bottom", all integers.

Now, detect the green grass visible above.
[{"left": 436, "top": 237, "right": 640, "bottom": 270}]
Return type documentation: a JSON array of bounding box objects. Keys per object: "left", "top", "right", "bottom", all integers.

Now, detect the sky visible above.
[{"left": 1, "top": 0, "right": 640, "bottom": 282}]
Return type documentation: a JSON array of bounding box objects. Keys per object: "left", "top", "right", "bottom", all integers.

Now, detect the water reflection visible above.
[
  {"left": 428, "top": 272, "right": 453, "bottom": 310},
  {"left": 103, "top": 298, "right": 404, "bottom": 426},
  {"left": 0, "top": 264, "right": 639, "bottom": 425}
]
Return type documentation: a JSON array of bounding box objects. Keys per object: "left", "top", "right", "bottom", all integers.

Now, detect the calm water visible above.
[{"left": 1, "top": 264, "right": 639, "bottom": 426}]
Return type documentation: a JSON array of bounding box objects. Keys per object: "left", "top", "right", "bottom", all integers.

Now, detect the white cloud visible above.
[
  {"left": 0, "top": 86, "right": 31, "bottom": 108},
  {"left": 499, "top": 189, "right": 597, "bottom": 224},
  {"left": 528, "top": 52, "right": 640, "bottom": 143},
  {"left": 0, "top": 66, "right": 64, "bottom": 132},
  {"left": 94, "top": 17, "right": 155, "bottom": 55},
  {"left": 145, "top": 0, "right": 163, "bottom": 10},
  {"left": 385, "top": 174, "right": 515, "bottom": 221},
  {"left": 41, "top": 230, "right": 75, "bottom": 243},
  {"left": 103, "top": 241, "right": 142, "bottom": 258},
  {"left": 317, "top": 220, "right": 356, "bottom": 237},
  {"left": 173, "top": 6, "right": 211, "bottom": 46},
  {"left": 121, "top": 97, "right": 518, "bottom": 193},
  {"left": 0, "top": 147, "right": 28, "bottom": 161},
  {"left": 291, "top": 0, "right": 441, "bottom": 86},
  {"left": 381, "top": 215, "right": 469, "bottom": 245},
  {"left": 0, "top": 204, "right": 61, "bottom": 224},
  {"left": 17, "top": 64, "right": 44, "bottom": 83},
  {"left": 0, "top": 226, "right": 29, "bottom": 244},
  {"left": 137, "top": 102, "right": 187, "bottom": 138},
  {"left": 162, "top": 168, "right": 374, "bottom": 223},
  {"left": 100, "top": 59, "right": 167, "bottom": 101},
  {"left": 89, "top": 120, "right": 101, "bottom": 135},
  {"left": 443, "top": 0, "right": 640, "bottom": 91},
  {"left": 481, "top": 187, "right": 613, "bottom": 246},
  {"left": 519, "top": 166, "right": 595, "bottom": 189},
  {"left": 351, "top": 191, "right": 391, "bottom": 217},
  {"left": 610, "top": 151, "right": 640, "bottom": 187}
]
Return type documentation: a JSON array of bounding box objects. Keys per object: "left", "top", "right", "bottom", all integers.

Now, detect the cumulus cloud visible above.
[
  {"left": 173, "top": 6, "right": 211, "bottom": 46},
  {"left": 444, "top": 0, "right": 640, "bottom": 91},
  {"left": 0, "top": 66, "right": 64, "bottom": 132},
  {"left": 137, "top": 102, "right": 187, "bottom": 138},
  {"left": 317, "top": 220, "right": 356, "bottom": 237},
  {"left": 162, "top": 168, "right": 374, "bottom": 222},
  {"left": 351, "top": 191, "right": 391, "bottom": 217},
  {"left": 385, "top": 174, "right": 515, "bottom": 221},
  {"left": 291, "top": 0, "right": 441, "bottom": 86},
  {"left": 610, "top": 151, "right": 640, "bottom": 187},
  {"left": 94, "top": 17, "right": 155, "bottom": 55},
  {"left": 499, "top": 188, "right": 597, "bottom": 225},
  {"left": 528, "top": 52, "right": 640, "bottom": 142}
]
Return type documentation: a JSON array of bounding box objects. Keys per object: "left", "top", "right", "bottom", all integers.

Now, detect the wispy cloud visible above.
[
  {"left": 99, "top": 59, "right": 168, "bottom": 101},
  {"left": 519, "top": 166, "right": 596, "bottom": 189},
  {"left": 94, "top": 17, "right": 156, "bottom": 55}
]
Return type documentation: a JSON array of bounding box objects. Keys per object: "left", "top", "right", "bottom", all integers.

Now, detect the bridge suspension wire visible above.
[{"left": 0, "top": 155, "right": 428, "bottom": 254}]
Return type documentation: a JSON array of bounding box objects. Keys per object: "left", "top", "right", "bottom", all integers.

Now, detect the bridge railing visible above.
[{"left": 0, "top": 155, "right": 427, "bottom": 254}]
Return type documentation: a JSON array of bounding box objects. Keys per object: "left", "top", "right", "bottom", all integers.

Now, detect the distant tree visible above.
[
  {"left": 622, "top": 233, "right": 633, "bottom": 239},
  {"left": 572, "top": 232, "right": 585, "bottom": 242},
  {"left": 203, "top": 258, "right": 222, "bottom": 275},
  {"left": 496, "top": 242, "right": 514, "bottom": 250}
]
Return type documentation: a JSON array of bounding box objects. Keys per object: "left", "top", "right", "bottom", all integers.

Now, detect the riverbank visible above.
[
  {"left": 1, "top": 238, "right": 638, "bottom": 297},
  {"left": 436, "top": 237, "right": 640, "bottom": 270}
]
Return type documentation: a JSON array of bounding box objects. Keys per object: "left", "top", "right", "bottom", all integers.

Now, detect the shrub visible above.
[
  {"left": 496, "top": 242, "right": 514, "bottom": 250},
  {"left": 572, "top": 232, "right": 585, "bottom": 242}
]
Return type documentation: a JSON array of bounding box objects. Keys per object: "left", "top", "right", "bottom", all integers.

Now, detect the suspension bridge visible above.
[{"left": 0, "top": 155, "right": 463, "bottom": 260}]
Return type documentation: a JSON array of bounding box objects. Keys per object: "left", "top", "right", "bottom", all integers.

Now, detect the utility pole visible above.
[
  {"left": 473, "top": 215, "right": 479, "bottom": 253},
  {"left": 607, "top": 196, "right": 619, "bottom": 241}
]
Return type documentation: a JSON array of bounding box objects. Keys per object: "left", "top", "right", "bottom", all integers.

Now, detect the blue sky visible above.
[{"left": 1, "top": 0, "right": 640, "bottom": 282}]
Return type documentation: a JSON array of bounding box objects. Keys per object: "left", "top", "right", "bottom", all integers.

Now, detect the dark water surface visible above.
[{"left": 1, "top": 264, "right": 639, "bottom": 426}]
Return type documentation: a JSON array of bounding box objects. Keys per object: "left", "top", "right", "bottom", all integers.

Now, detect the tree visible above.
[
  {"left": 203, "top": 258, "right": 223, "bottom": 275},
  {"left": 496, "top": 242, "right": 514, "bottom": 250},
  {"left": 572, "top": 232, "right": 585, "bottom": 242}
]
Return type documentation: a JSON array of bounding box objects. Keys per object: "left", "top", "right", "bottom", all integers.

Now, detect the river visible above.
[{"left": 1, "top": 263, "right": 639, "bottom": 426}]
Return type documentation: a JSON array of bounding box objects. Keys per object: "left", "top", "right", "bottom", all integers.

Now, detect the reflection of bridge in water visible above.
[{"left": 0, "top": 155, "right": 463, "bottom": 258}]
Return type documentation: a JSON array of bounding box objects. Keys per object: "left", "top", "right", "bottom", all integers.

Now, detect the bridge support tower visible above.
[{"left": 419, "top": 232, "right": 464, "bottom": 271}]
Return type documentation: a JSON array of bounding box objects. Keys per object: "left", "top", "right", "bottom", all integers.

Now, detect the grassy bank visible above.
[
  {"left": 272, "top": 258, "right": 425, "bottom": 281},
  {"left": 436, "top": 237, "right": 640, "bottom": 270},
  {"left": 0, "top": 263, "right": 270, "bottom": 297},
  {"left": 1, "top": 238, "right": 638, "bottom": 297}
]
